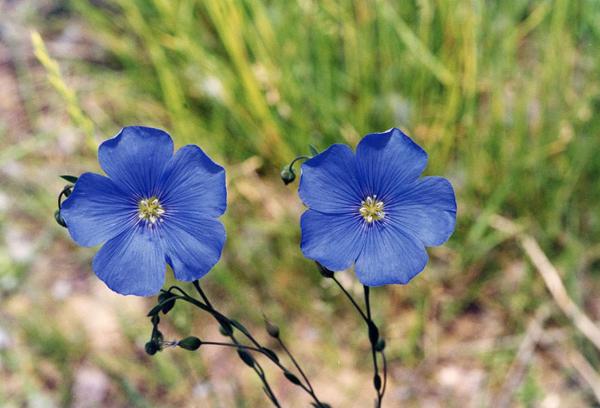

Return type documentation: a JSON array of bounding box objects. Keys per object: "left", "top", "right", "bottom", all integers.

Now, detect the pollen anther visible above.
[
  {"left": 138, "top": 197, "right": 165, "bottom": 225},
  {"left": 359, "top": 195, "right": 385, "bottom": 223}
]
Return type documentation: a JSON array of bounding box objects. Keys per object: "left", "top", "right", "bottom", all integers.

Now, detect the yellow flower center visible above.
[
  {"left": 359, "top": 195, "right": 385, "bottom": 223},
  {"left": 138, "top": 197, "right": 165, "bottom": 225}
]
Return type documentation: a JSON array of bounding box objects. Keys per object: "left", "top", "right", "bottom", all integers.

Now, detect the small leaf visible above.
[
  {"left": 60, "top": 175, "right": 78, "bottom": 183},
  {"left": 237, "top": 349, "right": 255, "bottom": 368},
  {"left": 158, "top": 292, "right": 176, "bottom": 315},
  {"left": 147, "top": 303, "right": 164, "bottom": 317},
  {"left": 368, "top": 321, "right": 379, "bottom": 345},
  {"left": 178, "top": 336, "right": 202, "bottom": 351},
  {"left": 373, "top": 374, "right": 382, "bottom": 391},
  {"left": 284, "top": 371, "right": 302, "bottom": 386},
  {"left": 308, "top": 144, "right": 319, "bottom": 156}
]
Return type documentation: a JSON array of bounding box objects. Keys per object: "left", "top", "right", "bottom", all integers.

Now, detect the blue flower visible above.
[
  {"left": 61, "top": 126, "right": 226, "bottom": 296},
  {"left": 298, "top": 128, "right": 456, "bottom": 286}
]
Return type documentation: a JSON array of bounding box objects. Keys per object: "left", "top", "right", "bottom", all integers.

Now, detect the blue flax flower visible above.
[
  {"left": 61, "top": 126, "right": 226, "bottom": 296},
  {"left": 299, "top": 128, "right": 456, "bottom": 286}
]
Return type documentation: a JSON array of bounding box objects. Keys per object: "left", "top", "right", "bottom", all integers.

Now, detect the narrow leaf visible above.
[{"left": 60, "top": 175, "right": 78, "bottom": 183}]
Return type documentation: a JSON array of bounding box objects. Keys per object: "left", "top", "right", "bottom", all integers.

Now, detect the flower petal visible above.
[
  {"left": 61, "top": 172, "right": 136, "bottom": 247},
  {"left": 158, "top": 145, "right": 226, "bottom": 218},
  {"left": 299, "top": 144, "right": 363, "bottom": 214},
  {"left": 355, "top": 224, "right": 428, "bottom": 286},
  {"left": 300, "top": 209, "right": 365, "bottom": 271},
  {"left": 98, "top": 126, "right": 174, "bottom": 196},
  {"left": 92, "top": 225, "right": 165, "bottom": 296},
  {"left": 386, "top": 176, "right": 456, "bottom": 246},
  {"left": 355, "top": 128, "right": 427, "bottom": 199},
  {"left": 162, "top": 215, "right": 226, "bottom": 281}
]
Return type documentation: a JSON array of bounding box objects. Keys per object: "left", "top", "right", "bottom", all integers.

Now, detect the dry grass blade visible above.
[
  {"left": 494, "top": 305, "right": 551, "bottom": 408},
  {"left": 490, "top": 215, "right": 600, "bottom": 352},
  {"left": 550, "top": 348, "right": 600, "bottom": 403}
]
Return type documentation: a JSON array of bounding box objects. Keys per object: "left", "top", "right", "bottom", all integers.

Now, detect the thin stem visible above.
[
  {"left": 200, "top": 341, "right": 265, "bottom": 353},
  {"left": 364, "top": 286, "right": 382, "bottom": 408},
  {"left": 287, "top": 155, "right": 311, "bottom": 171},
  {"left": 328, "top": 276, "right": 387, "bottom": 407},
  {"left": 381, "top": 350, "right": 388, "bottom": 396},
  {"left": 331, "top": 275, "right": 368, "bottom": 321},
  {"left": 189, "top": 282, "right": 327, "bottom": 407},
  {"left": 190, "top": 282, "right": 280, "bottom": 407},
  {"left": 57, "top": 185, "right": 71, "bottom": 210},
  {"left": 277, "top": 337, "right": 313, "bottom": 393},
  {"left": 193, "top": 280, "right": 212, "bottom": 307}
]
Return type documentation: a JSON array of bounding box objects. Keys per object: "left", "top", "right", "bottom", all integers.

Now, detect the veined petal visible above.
[
  {"left": 386, "top": 176, "right": 456, "bottom": 246},
  {"left": 300, "top": 209, "right": 365, "bottom": 271},
  {"left": 158, "top": 145, "right": 226, "bottom": 218},
  {"left": 61, "top": 172, "right": 136, "bottom": 247},
  {"left": 98, "top": 126, "right": 174, "bottom": 197},
  {"left": 356, "top": 128, "right": 427, "bottom": 200},
  {"left": 299, "top": 144, "right": 363, "bottom": 214},
  {"left": 355, "top": 224, "right": 428, "bottom": 286},
  {"left": 162, "top": 215, "right": 225, "bottom": 281},
  {"left": 92, "top": 225, "right": 165, "bottom": 296}
]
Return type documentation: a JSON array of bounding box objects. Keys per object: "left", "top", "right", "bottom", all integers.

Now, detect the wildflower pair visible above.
[{"left": 60, "top": 126, "right": 456, "bottom": 295}]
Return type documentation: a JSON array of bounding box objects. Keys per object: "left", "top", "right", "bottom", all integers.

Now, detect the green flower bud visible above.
[
  {"left": 264, "top": 317, "right": 280, "bottom": 338},
  {"left": 178, "top": 336, "right": 202, "bottom": 351},
  {"left": 145, "top": 340, "right": 159, "bottom": 355},
  {"left": 280, "top": 166, "right": 296, "bottom": 185}
]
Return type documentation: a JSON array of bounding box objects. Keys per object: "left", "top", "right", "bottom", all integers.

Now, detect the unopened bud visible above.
[
  {"left": 264, "top": 319, "right": 280, "bottom": 338},
  {"left": 145, "top": 340, "right": 159, "bottom": 355},
  {"left": 178, "top": 336, "right": 202, "bottom": 351},
  {"left": 280, "top": 166, "right": 296, "bottom": 185}
]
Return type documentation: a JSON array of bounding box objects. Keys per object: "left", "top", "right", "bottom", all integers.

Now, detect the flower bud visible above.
[
  {"left": 145, "top": 340, "right": 159, "bottom": 355},
  {"left": 373, "top": 374, "right": 382, "bottom": 391},
  {"left": 237, "top": 350, "right": 255, "bottom": 368},
  {"left": 264, "top": 319, "right": 280, "bottom": 338},
  {"left": 284, "top": 371, "right": 302, "bottom": 386},
  {"left": 178, "top": 336, "right": 202, "bottom": 351},
  {"left": 280, "top": 166, "right": 296, "bottom": 185}
]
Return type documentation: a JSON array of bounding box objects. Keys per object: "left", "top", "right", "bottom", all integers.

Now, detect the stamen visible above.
[
  {"left": 138, "top": 196, "right": 165, "bottom": 225},
  {"left": 359, "top": 195, "right": 385, "bottom": 223}
]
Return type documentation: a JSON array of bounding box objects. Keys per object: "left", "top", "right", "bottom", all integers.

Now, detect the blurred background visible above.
[{"left": 2, "top": 0, "right": 600, "bottom": 406}]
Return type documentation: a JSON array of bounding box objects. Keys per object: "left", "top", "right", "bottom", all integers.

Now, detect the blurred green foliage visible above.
[{"left": 72, "top": 0, "right": 600, "bottom": 247}]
